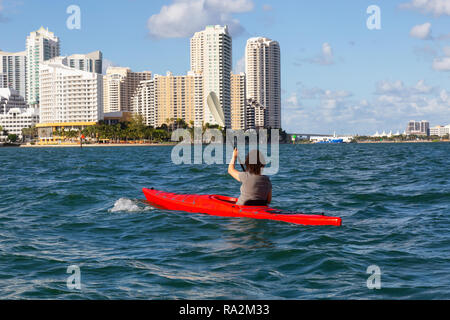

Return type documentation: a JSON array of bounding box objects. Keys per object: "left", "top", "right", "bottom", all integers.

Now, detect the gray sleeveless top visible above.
[{"left": 237, "top": 172, "right": 272, "bottom": 205}]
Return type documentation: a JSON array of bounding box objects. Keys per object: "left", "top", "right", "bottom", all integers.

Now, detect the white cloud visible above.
[
  {"left": 414, "top": 79, "right": 434, "bottom": 93},
  {"left": 432, "top": 46, "right": 450, "bottom": 71},
  {"left": 440, "top": 89, "right": 449, "bottom": 101},
  {"left": 400, "top": 0, "right": 450, "bottom": 16},
  {"left": 375, "top": 80, "right": 405, "bottom": 94},
  {"left": 410, "top": 22, "right": 432, "bottom": 39},
  {"left": 300, "top": 87, "right": 352, "bottom": 100},
  {"left": 432, "top": 57, "right": 450, "bottom": 71},
  {"left": 320, "top": 43, "right": 334, "bottom": 65},
  {"left": 286, "top": 93, "right": 298, "bottom": 106},
  {"left": 147, "top": 0, "right": 254, "bottom": 39},
  {"left": 376, "top": 80, "right": 435, "bottom": 95},
  {"left": 102, "top": 59, "right": 118, "bottom": 74},
  {"left": 443, "top": 46, "right": 450, "bottom": 56},
  {"left": 282, "top": 80, "right": 449, "bottom": 134},
  {"left": 300, "top": 42, "right": 335, "bottom": 66}
]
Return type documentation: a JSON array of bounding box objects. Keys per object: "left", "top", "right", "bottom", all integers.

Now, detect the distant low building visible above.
[
  {"left": 429, "top": 125, "right": 450, "bottom": 137},
  {"left": 406, "top": 120, "right": 429, "bottom": 136},
  {"left": 311, "top": 133, "right": 353, "bottom": 143},
  {"left": 0, "top": 88, "right": 39, "bottom": 138},
  {"left": 372, "top": 131, "right": 397, "bottom": 138},
  {"left": 0, "top": 88, "right": 27, "bottom": 113},
  {"left": 0, "top": 107, "right": 39, "bottom": 138}
]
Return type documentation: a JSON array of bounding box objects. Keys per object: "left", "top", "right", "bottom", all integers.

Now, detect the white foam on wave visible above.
[{"left": 109, "top": 198, "right": 152, "bottom": 213}]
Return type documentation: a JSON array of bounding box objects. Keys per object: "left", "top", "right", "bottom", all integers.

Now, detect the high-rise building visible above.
[
  {"left": 406, "top": 120, "right": 430, "bottom": 136},
  {"left": 245, "top": 37, "right": 281, "bottom": 129},
  {"left": 230, "top": 73, "right": 246, "bottom": 130},
  {"left": 429, "top": 125, "right": 450, "bottom": 137},
  {"left": 190, "top": 25, "right": 232, "bottom": 127},
  {"left": 39, "top": 59, "right": 103, "bottom": 124},
  {"left": 41, "top": 52, "right": 102, "bottom": 74},
  {"left": 246, "top": 98, "right": 267, "bottom": 130},
  {"left": 131, "top": 80, "right": 156, "bottom": 127},
  {"left": 0, "top": 88, "right": 28, "bottom": 114},
  {"left": 131, "top": 71, "right": 203, "bottom": 128},
  {"left": 103, "top": 67, "right": 152, "bottom": 113},
  {"left": 0, "top": 51, "right": 27, "bottom": 99},
  {"left": 26, "top": 27, "right": 60, "bottom": 106},
  {"left": 67, "top": 51, "right": 102, "bottom": 74},
  {"left": 0, "top": 88, "right": 39, "bottom": 138}
]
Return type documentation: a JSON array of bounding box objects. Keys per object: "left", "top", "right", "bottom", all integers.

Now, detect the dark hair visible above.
[{"left": 245, "top": 150, "right": 266, "bottom": 175}]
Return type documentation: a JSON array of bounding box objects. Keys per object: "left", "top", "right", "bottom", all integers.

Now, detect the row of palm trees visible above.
[
  {"left": 17, "top": 115, "right": 290, "bottom": 144},
  {"left": 69, "top": 116, "right": 173, "bottom": 143},
  {"left": 47, "top": 116, "right": 222, "bottom": 143},
  {"left": 352, "top": 134, "right": 450, "bottom": 142}
]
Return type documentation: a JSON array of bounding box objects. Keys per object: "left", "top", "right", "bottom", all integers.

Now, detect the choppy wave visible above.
[
  {"left": 109, "top": 198, "right": 153, "bottom": 213},
  {"left": 0, "top": 143, "right": 449, "bottom": 299}
]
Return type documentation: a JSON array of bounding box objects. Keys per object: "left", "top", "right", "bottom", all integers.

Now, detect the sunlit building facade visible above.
[
  {"left": 0, "top": 50, "right": 27, "bottom": 99},
  {"left": 39, "top": 59, "right": 103, "bottom": 124},
  {"left": 26, "top": 27, "right": 60, "bottom": 105},
  {"left": 103, "top": 67, "right": 152, "bottom": 113},
  {"left": 131, "top": 71, "right": 203, "bottom": 128},
  {"left": 191, "top": 25, "right": 232, "bottom": 127},
  {"left": 245, "top": 37, "right": 281, "bottom": 129},
  {"left": 230, "top": 73, "right": 246, "bottom": 130}
]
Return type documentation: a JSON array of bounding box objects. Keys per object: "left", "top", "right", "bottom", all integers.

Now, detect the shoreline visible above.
[
  {"left": 355, "top": 140, "right": 449, "bottom": 144},
  {"left": 19, "top": 143, "right": 177, "bottom": 148},
  {"left": 7, "top": 140, "right": 449, "bottom": 148}
]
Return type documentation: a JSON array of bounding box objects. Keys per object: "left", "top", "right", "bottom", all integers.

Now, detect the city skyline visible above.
[{"left": 1, "top": 0, "right": 450, "bottom": 135}]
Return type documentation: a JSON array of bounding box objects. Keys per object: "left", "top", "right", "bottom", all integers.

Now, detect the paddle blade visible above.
[{"left": 206, "top": 91, "right": 225, "bottom": 127}]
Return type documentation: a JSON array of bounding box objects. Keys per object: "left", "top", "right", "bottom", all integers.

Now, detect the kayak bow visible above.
[{"left": 143, "top": 188, "right": 342, "bottom": 227}]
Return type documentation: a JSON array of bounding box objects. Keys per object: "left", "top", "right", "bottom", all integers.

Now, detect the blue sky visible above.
[{"left": 1, "top": 0, "right": 449, "bottom": 134}]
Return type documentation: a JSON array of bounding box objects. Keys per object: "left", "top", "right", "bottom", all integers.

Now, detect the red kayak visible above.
[{"left": 143, "top": 188, "right": 342, "bottom": 227}]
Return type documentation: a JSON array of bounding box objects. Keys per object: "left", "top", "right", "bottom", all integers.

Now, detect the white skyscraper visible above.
[
  {"left": 39, "top": 59, "right": 103, "bottom": 124},
  {"left": 131, "top": 80, "right": 156, "bottom": 127},
  {"left": 0, "top": 51, "right": 27, "bottom": 99},
  {"left": 67, "top": 51, "right": 103, "bottom": 74},
  {"left": 245, "top": 37, "right": 281, "bottom": 129},
  {"left": 190, "top": 25, "right": 232, "bottom": 127},
  {"left": 26, "top": 27, "right": 60, "bottom": 106}
]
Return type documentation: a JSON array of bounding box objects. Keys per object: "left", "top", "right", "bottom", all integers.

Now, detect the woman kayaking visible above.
[{"left": 228, "top": 148, "right": 272, "bottom": 206}]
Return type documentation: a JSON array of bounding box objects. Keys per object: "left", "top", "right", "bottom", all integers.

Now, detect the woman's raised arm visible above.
[{"left": 228, "top": 148, "right": 241, "bottom": 182}]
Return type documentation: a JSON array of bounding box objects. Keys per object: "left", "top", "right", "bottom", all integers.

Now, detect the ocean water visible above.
[{"left": 0, "top": 143, "right": 449, "bottom": 299}]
